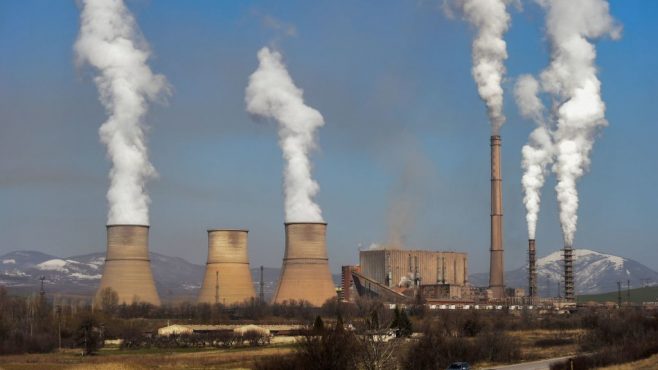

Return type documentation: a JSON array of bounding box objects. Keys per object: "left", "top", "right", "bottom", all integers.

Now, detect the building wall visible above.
[{"left": 359, "top": 249, "right": 468, "bottom": 289}]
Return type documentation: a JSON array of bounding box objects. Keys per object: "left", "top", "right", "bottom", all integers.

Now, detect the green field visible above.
[{"left": 577, "top": 286, "right": 658, "bottom": 304}]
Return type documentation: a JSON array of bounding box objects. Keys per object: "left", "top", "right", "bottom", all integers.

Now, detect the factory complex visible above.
[{"left": 92, "top": 134, "right": 571, "bottom": 309}]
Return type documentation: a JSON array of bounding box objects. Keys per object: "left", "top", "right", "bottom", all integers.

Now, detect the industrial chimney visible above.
[
  {"left": 528, "top": 239, "right": 537, "bottom": 299},
  {"left": 489, "top": 135, "right": 505, "bottom": 299},
  {"left": 273, "top": 222, "right": 336, "bottom": 306},
  {"left": 96, "top": 225, "right": 161, "bottom": 305},
  {"left": 563, "top": 245, "right": 574, "bottom": 301},
  {"left": 198, "top": 229, "right": 256, "bottom": 305}
]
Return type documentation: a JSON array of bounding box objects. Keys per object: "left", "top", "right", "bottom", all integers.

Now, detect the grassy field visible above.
[
  {"left": 508, "top": 329, "right": 582, "bottom": 361},
  {"left": 577, "top": 286, "right": 658, "bottom": 303},
  {"left": 0, "top": 329, "right": 586, "bottom": 370},
  {"left": 597, "top": 353, "right": 658, "bottom": 370},
  {"left": 0, "top": 345, "right": 295, "bottom": 370}
]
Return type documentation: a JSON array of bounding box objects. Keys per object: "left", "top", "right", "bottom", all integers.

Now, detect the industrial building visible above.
[
  {"left": 157, "top": 324, "right": 305, "bottom": 336},
  {"left": 358, "top": 248, "right": 469, "bottom": 299}
]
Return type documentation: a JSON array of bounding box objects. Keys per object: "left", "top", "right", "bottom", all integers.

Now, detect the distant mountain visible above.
[
  {"left": 0, "top": 250, "right": 341, "bottom": 302},
  {"left": 469, "top": 249, "right": 658, "bottom": 296}
]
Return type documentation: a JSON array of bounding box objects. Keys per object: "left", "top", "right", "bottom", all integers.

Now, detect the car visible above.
[{"left": 446, "top": 362, "right": 471, "bottom": 370}]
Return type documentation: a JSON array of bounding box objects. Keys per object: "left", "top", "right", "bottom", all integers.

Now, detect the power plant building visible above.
[{"left": 359, "top": 249, "right": 468, "bottom": 296}]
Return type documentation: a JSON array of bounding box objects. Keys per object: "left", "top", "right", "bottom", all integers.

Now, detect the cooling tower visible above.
[
  {"left": 96, "top": 225, "right": 161, "bottom": 305},
  {"left": 198, "top": 229, "right": 256, "bottom": 305},
  {"left": 273, "top": 222, "right": 336, "bottom": 306},
  {"left": 528, "top": 239, "right": 537, "bottom": 299},
  {"left": 489, "top": 135, "right": 505, "bottom": 299},
  {"left": 563, "top": 245, "right": 574, "bottom": 301}
]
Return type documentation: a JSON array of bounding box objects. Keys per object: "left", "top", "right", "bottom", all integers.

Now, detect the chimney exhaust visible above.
[
  {"left": 96, "top": 225, "right": 161, "bottom": 305},
  {"left": 273, "top": 222, "right": 336, "bottom": 306},
  {"left": 489, "top": 135, "right": 505, "bottom": 299}
]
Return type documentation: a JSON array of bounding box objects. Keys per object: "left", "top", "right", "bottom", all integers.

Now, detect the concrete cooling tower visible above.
[
  {"left": 96, "top": 225, "right": 161, "bottom": 305},
  {"left": 273, "top": 222, "right": 336, "bottom": 306},
  {"left": 198, "top": 229, "right": 256, "bottom": 305}
]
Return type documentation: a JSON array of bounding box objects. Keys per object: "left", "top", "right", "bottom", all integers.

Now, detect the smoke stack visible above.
[
  {"left": 96, "top": 225, "right": 161, "bottom": 305},
  {"left": 489, "top": 135, "right": 505, "bottom": 299},
  {"left": 528, "top": 239, "right": 537, "bottom": 299},
  {"left": 273, "top": 222, "right": 336, "bottom": 306},
  {"left": 563, "top": 245, "right": 574, "bottom": 301},
  {"left": 198, "top": 230, "right": 256, "bottom": 305}
]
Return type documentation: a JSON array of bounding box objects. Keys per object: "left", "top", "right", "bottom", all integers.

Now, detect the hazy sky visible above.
[{"left": 1, "top": 0, "right": 656, "bottom": 275}]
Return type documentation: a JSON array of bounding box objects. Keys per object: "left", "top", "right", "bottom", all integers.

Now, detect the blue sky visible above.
[{"left": 0, "top": 0, "right": 656, "bottom": 276}]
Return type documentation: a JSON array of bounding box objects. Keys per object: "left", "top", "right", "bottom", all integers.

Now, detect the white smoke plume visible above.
[
  {"left": 452, "top": 0, "right": 512, "bottom": 133},
  {"left": 75, "top": 0, "right": 169, "bottom": 225},
  {"left": 537, "top": 0, "right": 621, "bottom": 246},
  {"left": 515, "top": 75, "right": 553, "bottom": 239},
  {"left": 245, "top": 47, "right": 324, "bottom": 222}
]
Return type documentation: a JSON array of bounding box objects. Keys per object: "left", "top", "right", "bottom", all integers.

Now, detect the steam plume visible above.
[
  {"left": 537, "top": 0, "right": 620, "bottom": 246},
  {"left": 245, "top": 47, "right": 324, "bottom": 222},
  {"left": 453, "top": 0, "right": 512, "bottom": 133},
  {"left": 515, "top": 75, "right": 553, "bottom": 239},
  {"left": 75, "top": 0, "right": 169, "bottom": 225}
]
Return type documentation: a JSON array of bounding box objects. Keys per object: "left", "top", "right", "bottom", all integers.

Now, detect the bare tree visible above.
[{"left": 353, "top": 309, "right": 401, "bottom": 370}]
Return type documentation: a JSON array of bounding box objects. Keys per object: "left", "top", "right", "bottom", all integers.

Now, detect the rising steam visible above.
[
  {"left": 452, "top": 0, "right": 512, "bottom": 133},
  {"left": 75, "top": 0, "right": 169, "bottom": 225},
  {"left": 538, "top": 0, "right": 621, "bottom": 246},
  {"left": 245, "top": 47, "right": 324, "bottom": 222},
  {"left": 515, "top": 75, "right": 553, "bottom": 239}
]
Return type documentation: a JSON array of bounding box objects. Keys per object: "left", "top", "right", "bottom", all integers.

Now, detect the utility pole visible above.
[
  {"left": 617, "top": 281, "right": 622, "bottom": 308},
  {"left": 627, "top": 280, "right": 631, "bottom": 304},
  {"left": 39, "top": 276, "right": 46, "bottom": 296},
  {"left": 56, "top": 305, "right": 62, "bottom": 351},
  {"left": 215, "top": 271, "right": 219, "bottom": 305},
  {"left": 259, "top": 266, "right": 265, "bottom": 303}
]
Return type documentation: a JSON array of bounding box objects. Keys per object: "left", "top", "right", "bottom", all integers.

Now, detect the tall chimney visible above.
[
  {"left": 198, "top": 229, "right": 256, "bottom": 305},
  {"left": 489, "top": 135, "right": 505, "bottom": 299},
  {"left": 96, "top": 225, "right": 161, "bottom": 305},
  {"left": 563, "top": 245, "right": 574, "bottom": 301},
  {"left": 528, "top": 239, "right": 537, "bottom": 299},
  {"left": 273, "top": 222, "right": 336, "bottom": 306}
]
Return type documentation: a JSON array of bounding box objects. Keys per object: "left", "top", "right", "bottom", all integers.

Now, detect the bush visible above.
[{"left": 404, "top": 322, "right": 521, "bottom": 370}]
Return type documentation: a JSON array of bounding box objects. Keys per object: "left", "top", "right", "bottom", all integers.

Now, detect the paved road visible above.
[{"left": 482, "top": 355, "right": 572, "bottom": 370}]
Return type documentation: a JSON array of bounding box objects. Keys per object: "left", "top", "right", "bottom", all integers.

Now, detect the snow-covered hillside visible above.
[{"left": 470, "top": 249, "right": 658, "bottom": 295}]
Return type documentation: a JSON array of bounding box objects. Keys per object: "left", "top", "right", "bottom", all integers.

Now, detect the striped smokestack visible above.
[
  {"left": 528, "top": 239, "right": 537, "bottom": 299},
  {"left": 489, "top": 135, "right": 505, "bottom": 299},
  {"left": 96, "top": 225, "right": 161, "bottom": 305},
  {"left": 273, "top": 222, "right": 336, "bottom": 306},
  {"left": 564, "top": 245, "right": 574, "bottom": 301},
  {"left": 198, "top": 230, "right": 256, "bottom": 305}
]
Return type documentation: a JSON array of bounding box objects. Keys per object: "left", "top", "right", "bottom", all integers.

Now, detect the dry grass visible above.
[
  {"left": 0, "top": 346, "right": 295, "bottom": 370},
  {"left": 508, "top": 329, "right": 583, "bottom": 360},
  {"left": 596, "top": 353, "right": 658, "bottom": 370},
  {"left": 0, "top": 329, "right": 587, "bottom": 370}
]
